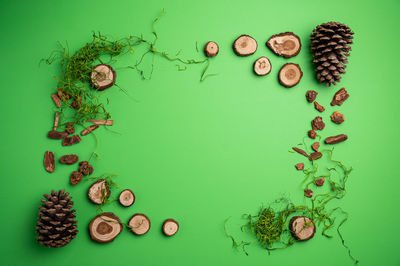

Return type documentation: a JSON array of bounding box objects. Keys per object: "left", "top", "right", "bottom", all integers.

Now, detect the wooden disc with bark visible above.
[
  {"left": 204, "top": 41, "right": 219, "bottom": 57},
  {"left": 278, "top": 63, "right": 303, "bottom": 87},
  {"left": 128, "top": 214, "right": 151, "bottom": 235},
  {"left": 88, "top": 179, "right": 110, "bottom": 205},
  {"left": 119, "top": 189, "right": 135, "bottom": 207},
  {"left": 233, "top": 35, "right": 257, "bottom": 56},
  {"left": 266, "top": 32, "right": 301, "bottom": 58},
  {"left": 89, "top": 212, "right": 123, "bottom": 243},
  {"left": 253, "top": 57, "right": 272, "bottom": 76},
  {"left": 162, "top": 219, "right": 179, "bottom": 236},
  {"left": 289, "top": 216, "right": 316, "bottom": 241},
  {"left": 90, "top": 64, "right": 116, "bottom": 91}
]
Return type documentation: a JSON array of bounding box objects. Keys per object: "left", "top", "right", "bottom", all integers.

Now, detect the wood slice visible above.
[
  {"left": 162, "top": 219, "right": 179, "bottom": 236},
  {"left": 278, "top": 63, "right": 303, "bottom": 88},
  {"left": 204, "top": 41, "right": 219, "bottom": 57},
  {"left": 90, "top": 64, "right": 116, "bottom": 91},
  {"left": 128, "top": 214, "right": 151, "bottom": 235},
  {"left": 88, "top": 179, "right": 110, "bottom": 205},
  {"left": 289, "top": 216, "right": 316, "bottom": 241},
  {"left": 233, "top": 35, "right": 257, "bottom": 56},
  {"left": 89, "top": 212, "right": 122, "bottom": 243},
  {"left": 119, "top": 189, "right": 135, "bottom": 207},
  {"left": 266, "top": 32, "right": 301, "bottom": 58},
  {"left": 253, "top": 56, "right": 272, "bottom": 76}
]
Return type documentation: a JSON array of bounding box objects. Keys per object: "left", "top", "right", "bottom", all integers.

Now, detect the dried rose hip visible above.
[
  {"left": 308, "top": 130, "right": 317, "bottom": 139},
  {"left": 311, "top": 142, "right": 320, "bottom": 152},
  {"left": 62, "top": 135, "right": 81, "bottom": 146},
  {"left": 312, "top": 116, "right": 325, "bottom": 131},
  {"left": 315, "top": 178, "right": 325, "bottom": 186},
  {"left": 59, "top": 155, "right": 79, "bottom": 165},
  {"left": 306, "top": 90, "right": 318, "bottom": 103},
  {"left": 70, "top": 171, "right": 83, "bottom": 185},
  {"left": 295, "top": 163, "right": 304, "bottom": 170},
  {"left": 331, "top": 88, "right": 349, "bottom": 106},
  {"left": 304, "top": 189, "right": 313, "bottom": 198},
  {"left": 330, "top": 111, "right": 345, "bottom": 124},
  {"left": 48, "top": 130, "right": 68, "bottom": 139},
  {"left": 314, "top": 102, "right": 325, "bottom": 112},
  {"left": 79, "top": 161, "right": 94, "bottom": 175}
]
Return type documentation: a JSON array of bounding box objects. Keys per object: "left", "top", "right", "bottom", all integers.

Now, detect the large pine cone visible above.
[
  {"left": 36, "top": 189, "right": 78, "bottom": 248},
  {"left": 310, "top": 22, "right": 354, "bottom": 86}
]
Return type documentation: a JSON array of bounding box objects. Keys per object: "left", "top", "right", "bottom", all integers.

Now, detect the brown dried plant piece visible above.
[
  {"left": 62, "top": 135, "right": 81, "bottom": 146},
  {"left": 331, "top": 88, "right": 349, "bottom": 106},
  {"left": 59, "top": 155, "right": 79, "bottom": 165},
  {"left": 204, "top": 41, "right": 219, "bottom": 57},
  {"left": 70, "top": 171, "right": 83, "bottom": 185},
  {"left": 81, "top": 125, "right": 99, "bottom": 136},
  {"left": 293, "top": 147, "right": 308, "bottom": 158},
  {"left": 53, "top": 111, "right": 59, "bottom": 131},
  {"left": 57, "top": 89, "right": 71, "bottom": 101},
  {"left": 308, "top": 130, "right": 317, "bottom": 139},
  {"left": 90, "top": 64, "right": 116, "bottom": 91},
  {"left": 289, "top": 216, "right": 316, "bottom": 241},
  {"left": 79, "top": 161, "right": 94, "bottom": 175},
  {"left": 278, "top": 63, "right": 303, "bottom": 88},
  {"left": 87, "top": 119, "right": 113, "bottom": 126},
  {"left": 312, "top": 116, "right": 325, "bottom": 131},
  {"left": 306, "top": 90, "right": 318, "bottom": 103},
  {"left": 48, "top": 130, "right": 68, "bottom": 139},
  {"left": 325, "top": 134, "right": 348, "bottom": 144},
  {"left": 309, "top": 152, "right": 322, "bottom": 161},
  {"left": 266, "top": 32, "right": 301, "bottom": 58},
  {"left": 51, "top": 93, "right": 61, "bottom": 108},
  {"left": 253, "top": 57, "right": 272, "bottom": 76},
  {"left": 331, "top": 111, "right": 345, "bottom": 124},
  {"left": 315, "top": 178, "right": 325, "bottom": 186},
  {"left": 314, "top": 102, "right": 325, "bottom": 112},
  {"left": 44, "top": 151, "right": 55, "bottom": 173},
  {"left": 311, "top": 142, "right": 320, "bottom": 152},
  {"left": 71, "top": 95, "right": 82, "bottom": 109},
  {"left": 304, "top": 188, "right": 313, "bottom": 198},
  {"left": 65, "top": 122, "right": 75, "bottom": 135},
  {"left": 295, "top": 163, "right": 304, "bottom": 170},
  {"left": 233, "top": 35, "right": 257, "bottom": 56}
]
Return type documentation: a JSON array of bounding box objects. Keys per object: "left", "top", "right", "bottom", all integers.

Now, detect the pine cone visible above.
[
  {"left": 36, "top": 189, "right": 78, "bottom": 248},
  {"left": 310, "top": 22, "right": 354, "bottom": 86}
]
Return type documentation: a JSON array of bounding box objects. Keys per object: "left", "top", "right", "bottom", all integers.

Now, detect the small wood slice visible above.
[
  {"left": 162, "top": 219, "right": 179, "bottom": 236},
  {"left": 289, "top": 216, "right": 316, "bottom": 241},
  {"left": 90, "top": 64, "right": 116, "bottom": 91},
  {"left": 128, "top": 214, "right": 151, "bottom": 235},
  {"left": 119, "top": 189, "right": 135, "bottom": 207},
  {"left": 278, "top": 63, "right": 303, "bottom": 88},
  {"left": 253, "top": 57, "right": 272, "bottom": 76},
  {"left": 89, "top": 212, "right": 123, "bottom": 243},
  {"left": 266, "top": 32, "right": 301, "bottom": 58},
  {"left": 204, "top": 41, "right": 219, "bottom": 57},
  {"left": 88, "top": 179, "right": 110, "bottom": 205},
  {"left": 233, "top": 35, "right": 257, "bottom": 56}
]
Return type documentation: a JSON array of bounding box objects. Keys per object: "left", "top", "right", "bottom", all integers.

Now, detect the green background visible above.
[{"left": 1, "top": 0, "right": 399, "bottom": 265}]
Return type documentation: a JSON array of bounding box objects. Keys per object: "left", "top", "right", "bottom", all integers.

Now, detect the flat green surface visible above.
[{"left": 1, "top": 0, "right": 399, "bottom": 265}]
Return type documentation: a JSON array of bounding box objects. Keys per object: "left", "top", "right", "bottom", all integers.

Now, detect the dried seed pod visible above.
[
  {"left": 81, "top": 125, "right": 99, "bottom": 136},
  {"left": 57, "top": 89, "right": 71, "bottom": 101},
  {"left": 304, "top": 188, "right": 313, "bottom": 198},
  {"left": 71, "top": 95, "right": 82, "bottom": 109},
  {"left": 253, "top": 57, "right": 272, "bottom": 76},
  {"left": 44, "top": 151, "right": 55, "bottom": 173},
  {"left": 311, "top": 116, "right": 325, "bottom": 131},
  {"left": 128, "top": 214, "right": 151, "bottom": 235},
  {"left": 293, "top": 147, "right": 308, "bottom": 158},
  {"left": 325, "top": 134, "right": 348, "bottom": 144},
  {"left": 306, "top": 90, "right": 318, "bottom": 103},
  {"left": 309, "top": 152, "right": 322, "bottom": 161},
  {"left": 266, "top": 32, "right": 301, "bottom": 58},
  {"left": 48, "top": 130, "right": 68, "bottom": 139},
  {"left": 78, "top": 161, "right": 93, "bottom": 175},
  {"left": 87, "top": 119, "right": 113, "bottom": 126},
  {"left": 331, "top": 111, "right": 345, "bottom": 124},
  {"left": 311, "top": 142, "right": 320, "bottom": 152},
  {"left": 315, "top": 178, "right": 325, "bottom": 186},
  {"left": 331, "top": 88, "right": 349, "bottom": 106},
  {"left": 70, "top": 171, "right": 83, "bottom": 185},
  {"left": 90, "top": 64, "right": 116, "bottom": 91},
  {"left": 62, "top": 135, "right": 81, "bottom": 146},
  {"left": 89, "top": 213, "right": 122, "bottom": 243},
  {"left": 278, "top": 63, "right": 303, "bottom": 88},
  {"left": 289, "top": 216, "right": 316, "bottom": 241},
  {"left": 308, "top": 130, "right": 317, "bottom": 139},
  {"left": 162, "top": 219, "right": 179, "bottom": 236},
  {"left": 88, "top": 179, "right": 110, "bottom": 205},
  {"left": 53, "top": 111, "right": 59, "bottom": 131},
  {"left": 119, "top": 189, "right": 135, "bottom": 207},
  {"left": 295, "top": 163, "right": 304, "bottom": 170},
  {"left": 65, "top": 122, "right": 75, "bottom": 135},
  {"left": 51, "top": 93, "right": 61, "bottom": 108},
  {"left": 314, "top": 102, "right": 325, "bottom": 112},
  {"left": 204, "top": 41, "right": 219, "bottom": 57},
  {"left": 59, "top": 155, "right": 79, "bottom": 165},
  {"left": 233, "top": 35, "right": 257, "bottom": 56}
]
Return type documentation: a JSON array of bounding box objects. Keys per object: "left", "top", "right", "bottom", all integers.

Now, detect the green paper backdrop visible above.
[{"left": 1, "top": 0, "right": 399, "bottom": 265}]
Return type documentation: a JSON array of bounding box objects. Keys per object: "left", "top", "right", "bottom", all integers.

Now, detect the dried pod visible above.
[
  {"left": 304, "top": 188, "right": 313, "bottom": 198},
  {"left": 315, "top": 178, "right": 325, "bottom": 186},
  {"left": 90, "top": 64, "right": 116, "bottom": 91},
  {"left": 57, "top": 89, "right": 71, "bottom": 101},
  {"left": 331, "top": 88, "right": 349, "bottom": 106},
  {"left": 48, "top": 130, "right": 68, "bottom": 139},
  {"left": 59, "top": 155, "right": 79, "bottom": 165},
  {"left": 311, "top": 116, "right": 325, "bottom": 131},
  {"left": 204, "top": 41, "right": 219, "bottom": 57},
  {"left": 51, "top": 93, "right": 61, "bottom": 108},
  {"left": 293, "top": 147, "right": 308, "bottom": 158},
  {"left": 78, "top": 161, "right": 93, "bottom": 175},
  {"left": 311, "top": 142, "right": 320, "bottom": 152},
  {"left": 70, "top": 171, "right": 83, "bottom": 185},
  {"left": 289, "top": 216, "right": 316, "bottom": 241},
  {"left": 87, "top": 119, "right": 113, "bottom": 126},
  {"left": 44, "top": 151, "right": 55, "bottom": 173},
  {"left": 325, "top": 134, "right": 348, "bottom": 144},
  {"left": 278, "top": 63, "right": 303, "bottom": 88},
  {"left": 65, "top": 122, "right": 75, "bottom": 135},
  {"left": 62, "top": 135, "right": 81, "bottom": 146},
  {"left": 266, "top": 32, "right": 301, "bottom": 58},
  {"left": 306, "top": 90, "right": 318, "bottom": 103},
  {"left": 88, "top": 179, "right": 110, "bottom": 205},
  {"left": 128, "top": 214, "right": 151, "bottom": 235},
  {"left": 314, "top": 102, "right": 325, "bottom": 112},
  {"left": 233, "top": 35, "right": 257, "bottom": 56},
  {"left": 81, "top": 125, "right": 99, "bottom": 136},
  {"left": 331, "top": 111, "right": 345, "bottom": 124},
  {"left": 295, "top": 163, "right": 304, "bottom": 170},
  {"left": 118, "top": 189, "right": 135, "bottom": 207},
  {"left": 89, "top": 213, "right": 122, "bottom": 243},
  {"left": 162, "top": 219, "right": 179, "bottom": 236},
  {"left": 253, "top": 57, "right": 272, "bottom": 76},
  {"left": 309, "top": 152, "right": 322, "bottom": 161},
  {"left": 71, "top": 95, "right": 82, "bottom": 109},
  {"left": 308, "top": 130, "right": 317, "bottom": 139}
]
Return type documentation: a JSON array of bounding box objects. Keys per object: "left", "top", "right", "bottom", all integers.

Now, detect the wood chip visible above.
[
  {"left": 81, "top": 125, "right": 99, "bottom": 136},
  {"left": 325, "top": 134, "right": 348, "bottom": 144},
  {"left": 292, "top": 147, "right": 308, "bottom": 157},
  {"left": 53, "top": 111, "right": 59, "bottom": 130},
  {"left": 87, "top": 119, "right": 113, "bottom": 126},
  {"left": 51, "top": 93, "right": 61, "bottom": 108}
]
